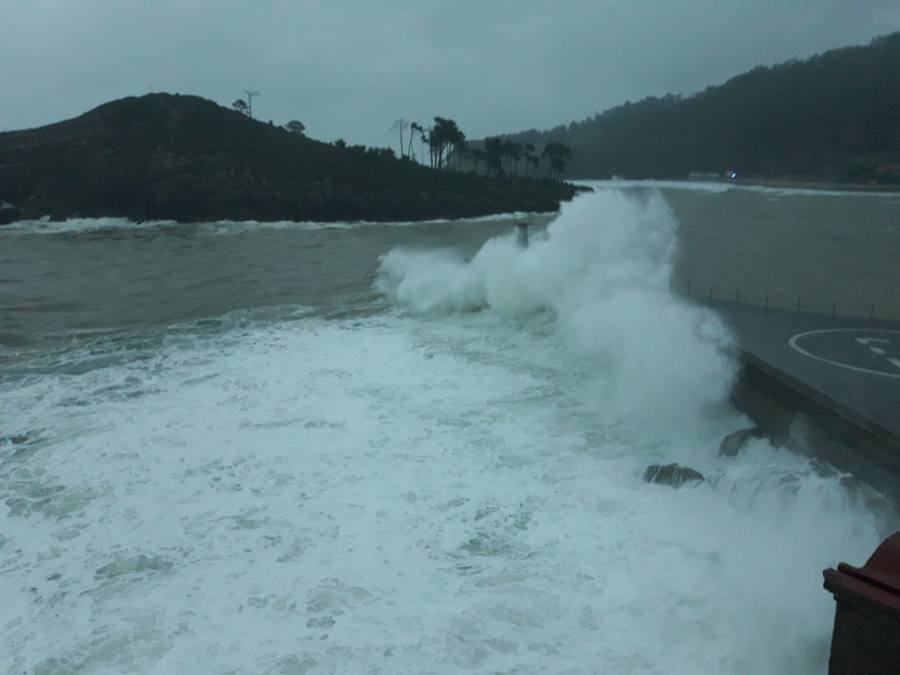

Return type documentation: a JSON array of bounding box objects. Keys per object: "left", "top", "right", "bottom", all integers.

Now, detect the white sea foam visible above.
[
  {"left": 583, "top": 178, "right": 900, "bottom": 199},
  {"left": 583, "top": 179, "right": 734, "bottom": 194},
  {"left": 0, "top": 188, "right": 889, "bottom": 674},
  {"left": 0, "top": 216, "right": 176, "bottom": 234},
  {"left": 377, "top": 189, "right": 736, "bottom": 437},
  {"left": 0, "top": 309, "right": 883, "bottom": 675},
  {"left": 0, "top": 211, "right": 549, "bottom": 236}
]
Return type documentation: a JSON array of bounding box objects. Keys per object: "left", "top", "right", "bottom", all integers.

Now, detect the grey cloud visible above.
[{"left": 2, "top": 1, "right": 898, "bottom": 145}]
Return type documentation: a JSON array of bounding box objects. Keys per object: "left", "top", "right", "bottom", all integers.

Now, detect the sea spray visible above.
[
  {"left": 377, "top": 189, "right": 736, "bottom": 438},
  {"left": 376, "top": 188, "right": 888, "bottom": 672}
]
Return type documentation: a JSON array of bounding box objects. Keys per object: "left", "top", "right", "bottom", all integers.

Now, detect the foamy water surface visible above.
[{"left": 0, "top": 190, "right": 889, "bottom": 674}]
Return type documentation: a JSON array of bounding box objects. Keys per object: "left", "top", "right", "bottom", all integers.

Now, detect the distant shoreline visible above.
[{"left": 697, "top": 176, "right": 900, "bottom": 194}]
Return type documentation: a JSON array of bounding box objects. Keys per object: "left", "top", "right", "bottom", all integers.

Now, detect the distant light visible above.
[{"left": 730, "top": 172, "right": 738, "bottom": 179}]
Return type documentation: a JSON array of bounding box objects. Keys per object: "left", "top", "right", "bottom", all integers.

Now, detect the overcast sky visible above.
[{"left": 3, "top": 1, "right": 899, "bottom": 146}]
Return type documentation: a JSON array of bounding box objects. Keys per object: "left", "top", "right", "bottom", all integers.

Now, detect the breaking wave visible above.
[{"left": 377, "top": 189, "right": 736, "bottom": 435}]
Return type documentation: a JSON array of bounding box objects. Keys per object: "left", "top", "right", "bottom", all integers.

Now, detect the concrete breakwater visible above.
[{"left": 709, "top": 299, "right": 900, "bottom": 503}]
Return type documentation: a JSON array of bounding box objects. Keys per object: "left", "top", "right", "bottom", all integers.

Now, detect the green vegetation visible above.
[
  {"left": 0, "top": 94, "right": 581, "bottom": 223},
  {"left": 503, "top": 33, "right": 900, "bottom": 183},
  {"left": 283, "top": 120, "right": 306, "bottom": 136},
  {"left": 425, "top": 117, "right": 466, "bottom": 170},
  {"left": 232, "top": 89, "right": 261, "bottom": 119},
  {"left": 465, "top": 138, "right": 570, "bottom": 179},
  {"left": 541, "top": 143, "right": 574, "bottom": 181}
]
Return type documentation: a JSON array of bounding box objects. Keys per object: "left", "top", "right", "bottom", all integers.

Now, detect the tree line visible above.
[
  {"left": 233, "top": 89, "right": 306, "bottom": 137},
  {"left": 229, "top": 90, "right": 574, "bottom": 181},
  {"left": 388, "top": 117, "right": 573, "bottom": 180}
]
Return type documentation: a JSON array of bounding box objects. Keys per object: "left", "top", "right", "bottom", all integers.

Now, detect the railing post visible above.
[
  {"left": 516, "top": 222, "right": 530, "bottom": 248},
  {"left": 709, "top": 284, "right": 714, "bottom": 300},
  {"left": 765, "top": 293, "right": 769, "bottom": 313},
  {"left": 832, "top": 300, "right": 837, "bottom": 318},
  {"left": 797, "top": 296, "right": 801, "bottom": 312}
]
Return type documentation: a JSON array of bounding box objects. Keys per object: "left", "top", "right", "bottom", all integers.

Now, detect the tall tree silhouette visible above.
[
  {"left": 484, "top": 137, "right": 504, "bottom": 176},
  {"left": 284, "top": 120, "right": 306, "bottom": 135},
  {"left": 389, "top": 119, "right": 409, "bottom": 158},
  {"left": 430, "top": 117, "right": 464, "bottom": 169},
  {"left": 232, "top": 99, "right": 249, "bottom": 116},
  {"left": 243, "top": 90, "right": 260, "bottom": 119},
  {"left": 524, "top": 143, "right": 539, "bottom": 176},
  {"left": 504, "top": 140, "right": 523, "bottom": 176},
  {"left": 408, "top": 122, "right": 421, "bottom": 161},
  {"left": 541, "top": 142, "right": 573, "bottom": 180}
]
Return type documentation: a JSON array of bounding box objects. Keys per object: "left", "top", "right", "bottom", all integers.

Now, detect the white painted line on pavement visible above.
[{"left": 788, "top": 328, "right": 900, "bottom": 379}]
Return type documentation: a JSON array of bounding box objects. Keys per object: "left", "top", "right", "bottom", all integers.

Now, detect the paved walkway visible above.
[{"left": 707, "top": 300, "right": 900, "bottom": 452}]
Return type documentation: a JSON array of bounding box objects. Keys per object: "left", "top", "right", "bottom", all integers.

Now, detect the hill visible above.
[
  {"left": 503, "top": 33, "right": 900, "bottom": 182},
  {"left": 0, "top": 94, "right": 579, "bottom": 223}
]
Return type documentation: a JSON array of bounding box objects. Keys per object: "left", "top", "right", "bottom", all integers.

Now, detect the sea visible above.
[{"left": 2, "top": 182, "right": 899, "bottom": 674}]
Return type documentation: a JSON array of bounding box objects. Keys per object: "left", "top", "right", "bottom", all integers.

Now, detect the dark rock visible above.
[
  {"left": 643, "top": 463, "right": 705, "bottom": 488},
  {"left": 0, "top": 203, "right": 20, "bottom": 225},
  {"left": 718, "top": 427, "right": 766, "bottom": 456}
]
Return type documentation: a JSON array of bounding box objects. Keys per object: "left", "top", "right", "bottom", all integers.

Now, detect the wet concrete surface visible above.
[{"left": 708, "top": 299, "right": 900, "bottom": 455}]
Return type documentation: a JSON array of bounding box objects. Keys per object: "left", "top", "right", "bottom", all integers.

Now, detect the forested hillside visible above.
[
  {"left": 505, "top": 33, "right": 900, "bottom": 182},
  {"left": 0, "top": 94, "right": 578, "bottom": 223}
]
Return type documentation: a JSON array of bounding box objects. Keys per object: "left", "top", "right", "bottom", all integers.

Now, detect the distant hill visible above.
[
  {"left": 0, "top": 94, "right": 578, "bottom": 223},
  {"left": 504, "top": 33, "right": 900, "bottom": 182}
]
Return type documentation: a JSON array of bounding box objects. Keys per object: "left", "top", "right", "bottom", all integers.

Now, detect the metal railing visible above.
[{"left": 676, "top": 280, "right": 900, "bottom": 324}]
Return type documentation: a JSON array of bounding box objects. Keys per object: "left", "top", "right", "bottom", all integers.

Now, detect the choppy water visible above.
[{"left": 1, "top": 185, "right": 895, "bottom": 674}]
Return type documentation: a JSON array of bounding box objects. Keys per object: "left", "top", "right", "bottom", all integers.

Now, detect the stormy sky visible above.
[{"left": 3, "top": 1, "right": 899, "bottom": 146}]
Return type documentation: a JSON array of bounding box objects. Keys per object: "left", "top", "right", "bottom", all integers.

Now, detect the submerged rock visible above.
[
  {"left": 718, "top": 427, "right": 765, "bottom": 457},
  {"left": 0, "top": 203, "right": 19, "bottom": 225},
  {"left": 95, "top": 554, "right": 172, "bottom": 579},
  {"left": 643, "top": 463, "right": 705, "bottom": 488}
]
